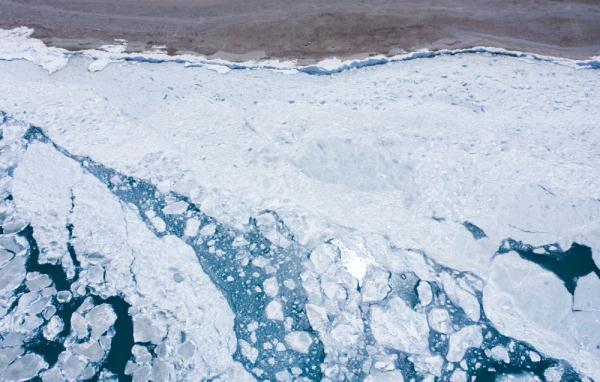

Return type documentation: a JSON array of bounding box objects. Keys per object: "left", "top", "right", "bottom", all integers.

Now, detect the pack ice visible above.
[{"left": 0, "top": 27, "right": 599, "bottom": 381}]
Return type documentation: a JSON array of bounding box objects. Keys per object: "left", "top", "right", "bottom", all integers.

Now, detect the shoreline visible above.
[
  {"left": 1, "top": 0, "right": 599, "bottom": 62},
  {"left": 1, "top": 27, "right": 599, "bottom": 76}
]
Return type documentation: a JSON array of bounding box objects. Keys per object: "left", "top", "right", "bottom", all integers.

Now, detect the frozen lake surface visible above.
[{"left": 0, "top": 28, "right": 599, "bottom": 381}]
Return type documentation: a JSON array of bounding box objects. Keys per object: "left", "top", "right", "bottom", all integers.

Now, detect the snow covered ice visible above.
[{"left": 0, "top": 27, "right": 599, "bottom": 381}]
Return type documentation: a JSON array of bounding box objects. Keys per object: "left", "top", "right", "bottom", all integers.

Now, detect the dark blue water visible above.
[
  {"left": 463, "top": 221, "right": 487, "bottom": 240},
  {"left": 498, "top": 239, "right": 599, "bottom": 295}
]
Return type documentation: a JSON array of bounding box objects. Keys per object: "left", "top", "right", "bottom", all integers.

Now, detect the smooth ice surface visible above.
[{"left": 1, "top": 28, "right": 599, "bottom": 381}]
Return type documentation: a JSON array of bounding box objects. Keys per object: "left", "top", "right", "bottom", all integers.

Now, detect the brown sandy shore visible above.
[{"left": 1, "top": 0, "right": 599, "bottom": 62}]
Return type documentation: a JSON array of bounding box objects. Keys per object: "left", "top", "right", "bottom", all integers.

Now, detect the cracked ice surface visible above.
[
  {"left": 1, "top": 28, "right": 600, "bottom": 381},
  {"left": 1, "top": 121, "right": 253, "bottom": 381}
]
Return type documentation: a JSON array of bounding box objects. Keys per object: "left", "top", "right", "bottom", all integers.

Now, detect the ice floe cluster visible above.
[
  {"left": 0, "top": 113, "right": 593, "bottom": 381},
  {"left": 1, "top": 27, "right": 600, "bottom": 381}
]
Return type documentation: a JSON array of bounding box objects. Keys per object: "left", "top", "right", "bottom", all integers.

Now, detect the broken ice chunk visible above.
[
  {"left": 151, "top": 359, "right": 174, "bottom": 381},
  {"left": 265, "top": 300, "right": 284, "bottom": 321},
  {"left": 309, "top": 243, "right": 338, "bottom": 274},
  {"left": 25, "top": 272, "right": 51, "bottom": 291},
  {"left": 330, "top": 321, "right": 362, "bottom": 346},
  {"left": 255, "top": 212, "right": 291, "bottom": 248},
  {"left": 56, "top": 290, "right": 72, "bottom": 303},
  {"left": 283, "top": 279, "right": 295, "bottom": 290},
  {"left": 544, "top": 366, "right": 564, "bottom": 382},
  {"left": 0, "top": 255, "right": 26, "bottom": 297},
  {"left": 305, "top": 304, "right": 329, "bottom": 333},
  {"left": 87, "top": 304, "right": 117, "bottom": 340},
  {"left": 133, "top": 316, "right": 163, "bottom": 344},
  {"left": 132, "top": 345, "right": 152, "bottom": 364},
  {"left": 162, "top": 200, "right": 188, "bottom": 215},
  {"left": 43, "top": 316, "right": 64, "bottom": 340},
  {"left": 441, "top": 273, "right": 480, "bottom": 322},
  {"left": 40, "top": 367, "right": 63, "bottom": 382},
  {"left": 487, "top": 344, "right": 510, "bottom": 363},
  {"left": 275, "top": 369, "right": 291, "bottom": 381},
  {"left": 447, "top": 325, "right": 483, "bottom": 362},
  {"left": 284, "top": 331, "right": 313, "bottom": 354},
  {"left": 361, "top": 265, "right": 391, "bottom": 303},
  {"left": 240, "top": 340, "right": 259, "bottom": 363},
  {"left": 5, "top": 353, "right": 48, "bottom": 381},
  {"left": 75, "top": 341, "right": 105, "bottom": 363},
  {"left": 450, "top": 369, "right": 467, "bottom": 382},
  {"left": 263, "top": 277, "right": 279, "bottom": 297},
  {"left": 427, "top": 308, "right": 453, "bottom": 334},
  {"left": 177, "top": 341, "right": 195, "bottom": 359},
  {"left": 364, "top": 370, "right": 404, "bottom": 382},
  {"left": 183, "top": 217, "right": 200, "bottom": 237},
  {"left": 199, "top": 223, "right": 216, "bottom": 237},
  {"left": 132, "top": 365, "right": 152, "bottom": 382},
  {"left": 144, "top": 210, "right": 166, "bottom": 232},
  {"left": 416, "top": 280, "right": 433, "bottom": 306},
  {"left": 370, "top": 297, "right": 429, "bottom": 354},
  {"left": 411, "top": 354, "right": 444, "bottom": 377},
  {"left": 528, "top": 351, "right": 541, "bottom": 363},
  {"left": 0, "top": 347, "right": 23, "bottom": 370}
]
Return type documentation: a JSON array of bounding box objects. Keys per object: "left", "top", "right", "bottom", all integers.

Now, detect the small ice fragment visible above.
[
  {"left": 240, "top": 340, "right": 259, "bottom": 363},
  {"left": 184, "top": 218, "right": 200, "bottom": 237},
  {"left": 162, "top": 200, "right": 188, "bottom": 215},
  {"left": 447, "top": 325, "right": 483, "bottom": 362},
  {"left": 427, "top": 308, "right": 453, "bottom": 334},
  {"left": 265, "top": 300, "right": 284, "bottom": 321},
  {"left": 199, "top": 223, "right": 216, "bottom": 237},
  {"left": 488, "top": 345, "right": 510, "bottom": 363},
  {"left": 416, "top": 280, "right": 433, "bottom": 306},
  {"left": 285, "top": 331, "right": 312, "bottom": 354}
]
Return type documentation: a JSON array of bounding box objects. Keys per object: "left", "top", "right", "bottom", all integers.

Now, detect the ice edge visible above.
[{"left": 1, "top": 26, "right": 599, "bottom": 75}]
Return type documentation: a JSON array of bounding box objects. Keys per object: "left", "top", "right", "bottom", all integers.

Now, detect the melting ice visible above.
[{"left": 1, "top": 28, "right": 600, "bottom": 381}]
